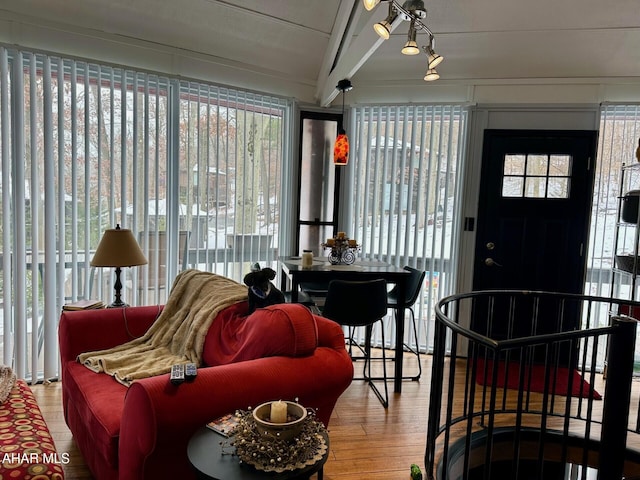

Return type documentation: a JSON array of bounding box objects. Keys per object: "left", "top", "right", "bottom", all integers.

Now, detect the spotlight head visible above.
[
  {"left": 362, "top": 0, "right": 381, "bottom": 11},
  {"left": 423, "top": 43, "right": 444, "bottom": 69},
  {"left": 374, "top": 3, "right": 397, "bottom": 39},
  {"left": 374, "top": 20, "right": 392, "bottom": 39},
  {"left": 402, "top": 40, "right": 420, "bottom": 55},
  {"left": 424, "top": 68, "right": 440, "bottom": 82},
  {"left": 428, "top": 51, "right": 444, "bottom": 68},
  {"left": 402, "top": 21, "right": 419, "bottom": 55}
]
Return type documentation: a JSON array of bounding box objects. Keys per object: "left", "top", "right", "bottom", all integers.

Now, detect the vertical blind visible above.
[
  {"left": 587, "top": 105, "right": 640, "bottom": 308},
  {"left": 579, "top": 104, "right": 640, "bottom": 370},
  {"left": 0, "top": 46, "right": 291, "bottom": 382},
  {"left": 348, "top": 104, "right": 468, "bottom": 352}
]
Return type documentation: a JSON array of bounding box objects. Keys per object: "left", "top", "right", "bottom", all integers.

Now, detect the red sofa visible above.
[{"left": 59, "top": 301, "right": 353, "bottom": 480}]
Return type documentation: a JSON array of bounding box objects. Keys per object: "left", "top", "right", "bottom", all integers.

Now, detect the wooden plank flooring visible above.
[
  {"left": 29, "top": 353, "right": 640, "bottom": 479},
  {"left": 30, "top": 352, "right": 428, "bottom": 480}
]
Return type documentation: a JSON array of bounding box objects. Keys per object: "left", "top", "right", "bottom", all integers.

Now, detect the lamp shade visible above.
[{"left": 91, "top": 225, "right": 148, "bottom": 267}]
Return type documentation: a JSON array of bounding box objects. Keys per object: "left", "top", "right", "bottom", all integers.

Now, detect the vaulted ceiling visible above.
[{"left": 1, "top": 0, "right": 640, "bottom": 106}]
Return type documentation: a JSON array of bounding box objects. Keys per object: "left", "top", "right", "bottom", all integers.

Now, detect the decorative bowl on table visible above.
[
  {"left": 252, "top": 400, "right": 308, "bottom": 441},
  {"left": 230, "top": 403, "right": 327, "bottom": 473}
]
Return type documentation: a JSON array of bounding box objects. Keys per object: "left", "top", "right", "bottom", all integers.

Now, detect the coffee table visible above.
[{"left": 187, "top": 426, "right": 329, "bottom": 480}]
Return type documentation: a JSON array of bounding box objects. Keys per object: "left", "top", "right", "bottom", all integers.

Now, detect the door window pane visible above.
[
  {"left": 502, "top": 177, "right": 524, "bottom": 197},
  {"left": 502, "top": 153, "right": 571, "bottom": 199},
  {"left": 525, "top": 177, "right": 547, "bottom": 198},
  {"left": 547, "top": 178, "right": 569, "bottom": 198},
  {"left": 549, "top": 155, "right": 571, "bottom": 176},
  {"left": 526, "top": 155, "right": 549, "bottom": 175},
  {"left": 504, "top": 155, "right": 525, "bottom": 175}
]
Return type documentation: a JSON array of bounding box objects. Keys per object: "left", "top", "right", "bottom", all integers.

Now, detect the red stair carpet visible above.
[{"left": 474, "top": 358, "right": 601, "bottom": 400}]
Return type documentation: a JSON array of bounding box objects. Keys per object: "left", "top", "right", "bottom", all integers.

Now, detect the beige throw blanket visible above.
[
  {"left": 0, "top": 365, "right": 16, "bottom": 403},
  {"left": 78, "top": 269, "right": 248, "bottom": 385}
]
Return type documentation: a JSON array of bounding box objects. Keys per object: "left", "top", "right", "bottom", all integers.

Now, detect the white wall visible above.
[
  {"left": 0, "top": 16, "right": 312, "bottom": 103},
  {"left": 3, "top": 12, "right": 640, "bottom": 106}
]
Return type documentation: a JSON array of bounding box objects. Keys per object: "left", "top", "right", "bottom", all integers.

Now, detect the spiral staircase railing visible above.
[{"left": 426, "top": 290, "right": 640, "bottom": 480}]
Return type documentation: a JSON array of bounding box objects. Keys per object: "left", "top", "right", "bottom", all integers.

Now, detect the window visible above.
[
  {"left": 348, "top": 104, "right": 468, "bottom": 353},
  {"left": 585, "top": 105, "right": 640, "bottom": 370},
  {"left": 0, "top": 47, "right": 291, "bottom": 381},
  {"left": 296, "top": 111, "right": 341, "bottom": 255},
  {"left": 502, "top": 153, "right": 571, "bottom": 198},
  {"left": 587, "top": 105, "right": 640, "bottom": 301}
]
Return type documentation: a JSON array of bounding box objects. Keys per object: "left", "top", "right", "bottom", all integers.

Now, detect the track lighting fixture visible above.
[{"left": 365, "top": 0, "right": 444, "bottom": 81}]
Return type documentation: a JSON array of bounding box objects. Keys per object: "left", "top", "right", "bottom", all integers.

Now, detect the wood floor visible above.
[{"left": 30, "top": 352, "right": 428, "bottom": 480}]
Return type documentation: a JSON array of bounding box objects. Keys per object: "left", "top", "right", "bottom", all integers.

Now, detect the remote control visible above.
[
  {"left": 184, "top": 363, "right": 197, "bottom": 382},
  {"left": 170, "top": 364, "right": 185, "bottom": 385}
]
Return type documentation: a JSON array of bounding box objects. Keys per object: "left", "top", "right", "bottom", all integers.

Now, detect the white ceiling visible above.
[{"left": 1, "top": 0, "right": 640, "bottom": 106}]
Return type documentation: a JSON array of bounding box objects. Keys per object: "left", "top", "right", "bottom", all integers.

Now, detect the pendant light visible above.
[{"left": 334, "top": 79, "right": 353, "bottom": 166}]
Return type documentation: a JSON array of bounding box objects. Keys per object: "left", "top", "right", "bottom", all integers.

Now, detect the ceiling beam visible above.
[
  {"left": 314, "top": 0, "right": 356, "bottom": 104},
  {"left": 317, "top": 2, "right": 404, "bottom": 107}
]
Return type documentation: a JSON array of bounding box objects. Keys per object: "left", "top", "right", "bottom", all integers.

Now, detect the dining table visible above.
[{"left": 279, "top": 255, "right": 411, "bottom": 393}]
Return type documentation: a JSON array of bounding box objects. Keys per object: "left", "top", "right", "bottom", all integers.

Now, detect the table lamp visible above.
[{"left": 91, "top": 224, "right": 148, "bottom": 308}]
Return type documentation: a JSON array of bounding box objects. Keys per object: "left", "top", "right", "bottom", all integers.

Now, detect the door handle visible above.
[{"left": 484, "top": 258, "right": 503, "bottom": 267}]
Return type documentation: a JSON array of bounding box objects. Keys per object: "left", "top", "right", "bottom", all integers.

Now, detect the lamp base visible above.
[
  {"left": 109, "top": 267, "right": 128, "bottom": 308},
  {"left": 107, "top": 300, "right": 129, "bottom": 308}
]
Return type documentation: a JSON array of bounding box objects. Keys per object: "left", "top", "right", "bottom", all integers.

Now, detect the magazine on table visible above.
[{"left": 206, "top": 413, "right": 240, "bottom": 437}]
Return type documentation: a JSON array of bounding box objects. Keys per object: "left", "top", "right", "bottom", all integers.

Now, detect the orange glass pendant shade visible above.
[
  {"left": 334, "top": 132, "right": 349, "bottom": 165},
  {"left": 334, "top": 79, "right": 352, "bottom": 166}
]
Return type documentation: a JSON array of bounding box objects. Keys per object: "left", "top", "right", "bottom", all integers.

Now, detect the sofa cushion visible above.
[
  {"left": 202, "top": 303, "right": 318, "bottom": 366},
  {"left": 62, "top": 361, "right": 127, "bottom": 471}
]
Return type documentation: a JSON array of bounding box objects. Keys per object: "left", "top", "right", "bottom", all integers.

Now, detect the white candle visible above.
[{"left": 270, "top": 400, "right": 288, "bottom": 423}]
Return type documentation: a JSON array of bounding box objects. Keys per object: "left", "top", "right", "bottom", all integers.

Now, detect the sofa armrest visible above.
[
  {"left": 59, "top": 305, "right": 164, "bottom": 363},
  {"left": 315, "top": 314, "right": 349, "bottom": 350},
  {"left": 118, "top": 347, "right": 353, "bottom": 480}
]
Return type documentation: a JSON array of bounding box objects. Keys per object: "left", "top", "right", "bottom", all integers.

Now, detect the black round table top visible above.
[{"left": 187, "top": 426, "right": 329, "bottom": 480}]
